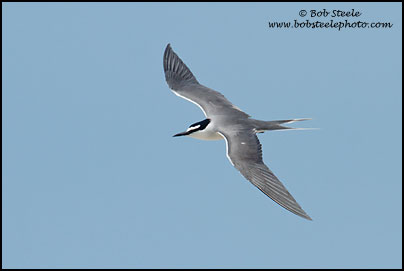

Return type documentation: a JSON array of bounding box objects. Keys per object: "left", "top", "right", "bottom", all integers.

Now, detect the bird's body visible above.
[{"left": 164, "top": 44, "right": 312, "bottom": 220}]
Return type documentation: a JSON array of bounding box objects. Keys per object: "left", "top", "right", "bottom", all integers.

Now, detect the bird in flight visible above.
[{"left": 163, "top": 44, "right": 312, "bottom": 220}]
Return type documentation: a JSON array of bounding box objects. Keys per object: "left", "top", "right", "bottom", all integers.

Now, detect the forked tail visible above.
[{"left": 252, "top": 118, "right": 314, "bottom": 132}]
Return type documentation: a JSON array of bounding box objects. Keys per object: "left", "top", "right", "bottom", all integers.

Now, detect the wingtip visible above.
[
  {"left": 289, "top": 206, "right": 312, "bottom": 221},
  {"left": 164, "top": 43, "right": 172, "bottom": 57},
  {"left": 163, "top": 43, "right": 199, "bottom": 88},
  {"left": 293, "top": 209, "right": 312, "bottom": 221}
]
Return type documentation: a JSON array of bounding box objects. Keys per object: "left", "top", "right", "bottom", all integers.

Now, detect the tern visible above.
[{"left": 164, "top": 44, "right": 312, "bottom": 220}]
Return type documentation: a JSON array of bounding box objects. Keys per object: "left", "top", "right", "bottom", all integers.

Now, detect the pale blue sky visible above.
[{"left": 2, "top": 3, "right": 402, "bottom": 269}]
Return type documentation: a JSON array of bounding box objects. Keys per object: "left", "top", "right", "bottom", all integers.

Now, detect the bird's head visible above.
[{"left": 173, "top": 119, "right": 211, "bottom": 137}]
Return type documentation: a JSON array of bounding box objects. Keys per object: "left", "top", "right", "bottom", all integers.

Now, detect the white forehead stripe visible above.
[{"left": 186, "top": 125, "right": 200, "bottom": 132}]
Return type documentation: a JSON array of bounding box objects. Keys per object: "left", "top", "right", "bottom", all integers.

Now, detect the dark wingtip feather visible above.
[{"left": 163, "top": 44, "right": 199, "bottom": 90}]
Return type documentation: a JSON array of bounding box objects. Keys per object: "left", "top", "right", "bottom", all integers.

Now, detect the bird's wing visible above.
[
  {"left": 163, "top": 44, "right": 249, "bottom": 118},
  {"left": 218, "top": 130, "right": 312, "bottom": 220}
]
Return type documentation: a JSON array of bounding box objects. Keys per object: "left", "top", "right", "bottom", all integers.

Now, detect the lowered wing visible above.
[{"left": 219, "top": 130, "right": 312, "bottom": 220}]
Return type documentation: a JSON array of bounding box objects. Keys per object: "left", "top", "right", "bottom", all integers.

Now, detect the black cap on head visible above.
[{"left": 173, "top": 119, "right": 211, "bottom": 137}]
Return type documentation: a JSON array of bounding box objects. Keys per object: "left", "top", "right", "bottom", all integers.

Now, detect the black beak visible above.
[{"left": 173, "top": 131, "right": 187, "bottom": 137}]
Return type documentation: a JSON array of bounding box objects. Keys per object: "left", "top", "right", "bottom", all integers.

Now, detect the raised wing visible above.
[
  {"left": 219, "top": 130, "right": 312, "bottom": 220},
  {"left": 163, "top": 44, "right": 249, "bottom": 118}
]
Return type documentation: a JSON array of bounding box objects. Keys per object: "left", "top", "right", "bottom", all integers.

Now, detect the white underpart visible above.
[
  {"left": 218, "top": 132, "right": 234, "bottom": 166},
  {"left": 241, "top": 142, "right": 246, "bottom": 145},
  {"left": 171, "top": 90, "right": 207, "bottom": 117},
  {"left": 188, "top": 124, "right": 223, "bottom": 140}
]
